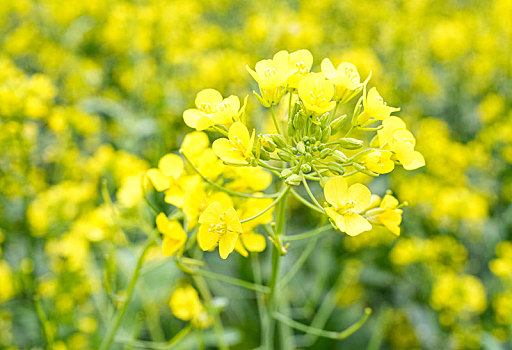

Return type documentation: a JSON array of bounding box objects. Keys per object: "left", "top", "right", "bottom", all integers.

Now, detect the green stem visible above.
[
  {"left": 302, "top": 178, "right": 323, "bottom": 209},
  {"left": 99, "top": 237, "right": 155, "bottom": 350},
  {"left": 265, "top": 188, "right": 289, "bottom": 350},
  {"left": 290, "top": 189, "right": 325, "bottom": 214},
  {"left": 181, "top": 150, "right": 279, "bottom": 198},
  {"left": 283, "top": 224, "right": 332, "bottom": 242},
  {"left": 240, "top": 186, "right": 290, "bottom": 224},
  {"left": 251, "top": 253, "right": 269, "bottom": 348},
  {"left": 278, "top": 235, "right": 320, "bottom": 288},
  {"left": 273, "top": 308, "right": 371, "bottom": 340},
  {"left": 270, "top": 106, "right": 282, "bottom": 135},
  {"left": 193, "top": 275, "right": 229, "bottom": 350},
  {"left": 34, "top": 297, "right": 54, "bottom": 347},
  {"left": 196, "top": 268, "right": 270, "bottom": 294}
]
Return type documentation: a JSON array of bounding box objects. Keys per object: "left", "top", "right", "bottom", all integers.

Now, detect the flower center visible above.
[
  {"left": 263, "top": 67, "right": 277, "bottom": 78},
  {"left": 335, "top": 200, "right": 357, "bottom": 214},
  {"left": 200, "top": 102, "right": 216, "bottom": 114},
  {"left": 295, "top": 61, "right": 308, "bottom": 74}
]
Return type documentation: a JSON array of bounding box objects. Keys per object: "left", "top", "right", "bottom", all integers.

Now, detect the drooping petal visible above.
[
  {"left": 156, "top": 212, "right": 171, "bottom": 235},
  {"left": 197, "top": 224, "right": 219, "bottom": 251},
  {"left": 344, "top": 213, "right": 372, "bottom": 236},
  {"left": 218, "top": 231, "right": 239, "bottom": 259},
  {"left": 183, "top": 109, "right": 205, "bottom": 129},
  {"left": 346, "top": 183, "right": 372, "bottom": 212},
  {"left": 324, "top": 177, "right": 348, "bottom": 207},
  {"left": 147, "top": 169, "right": 170, "bottom": 192}
]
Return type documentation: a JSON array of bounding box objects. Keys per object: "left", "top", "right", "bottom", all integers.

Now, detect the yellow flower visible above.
[
  {"left": 197, "top": 201, "right": 243, "bottom": 259},
  {"left": 146, "top": 153, "right": 184, "bottom": 192},
  {"left": 366, "top": 194, "right": 403, "bottom": 235},
  {"left": 155, "top": 213, "right": 187, "bottom": 256},
  {"left": 357, "top": 87, "right": 399, "bottom": 125},
  {"left": 323, "top": 177, "right": 372, "bottom": 236},
  {"left": 321, "top": 59, "right": 361, "bottom": 102},
  {"left": 0, "top": 260, "right": 14, "bottom": 302},
  {"left": 377, "top": 117, "right": 425, "bottom": 170},
  {"left": 224, "top": 166, "right": 272, "bottom": 192},
  {"left": 212, "top": 121, "right": 255, "bottom": 165},
  {"left": 364, "top": 150, "right": 394, "bottom": 174},
  {"left": 298, "top": 73, "right": 336, "bottom": 116},
  {"left": 169, "top": 285, "right": 205, "bottom": 322},
  {"left": 183, "top": 89, "right": 241, "bottom": 130},
  {"left": 246, "top": 50, "right": 296, "bottom": 106},
  {"left": 180, "top": 131, "right": 224, "bottom": 180},
  {"left": 287, "top": 49, "right": 314, "bottom": 89}
]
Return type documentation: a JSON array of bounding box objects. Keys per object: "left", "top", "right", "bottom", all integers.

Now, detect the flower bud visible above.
[
  {"left": 285, "top": 174, "right": 303, "bottom": 186},
  {"left": 277, "top": 151, "right": 292, "bottom": 162},
  {"left": 327, "top": 162, "right": 346, "bottom": 175},
  {"left": 296, "top": 141, "right": 306, "bottom": 154},
  {"left": 330, "top": 114, "right": 347, "bottom": 134},
  {"left": 261, "top": 135, "right": 277, "bottom": 152},
  {"left": 320, "top": 112, "right": 330, "bottom": 127},
  {"left": 338, "top": 138, "right": 363, "bottom": 149},
  {"left": 280, "top": 168, "right": 294, "bottom": 178},
  {"left": 319, "top": 148, "right": 331, "bottom": 159},
  {"left": 353, "top": 162, "right": 379, "bottom": 177},
  {"left": 270, "top": 134, "right": 287, "bottom": 149},
  {"left": 332, "top": 150, "right": 348, "bottom": 162},
  {"left": 321, "top": 127, "right": 331, "bottom": 143},
  {"left": 293, "top": 112, "right": 306, "bottom": 130},
  {"left": 300, "top": 164, "right": 312, "bottom": 173},
  {"left": 287, "top": 119, "right": 296, "bottom": 138},
  {"left": 259, "top": 150, "right": 271, "bottom": 161}
]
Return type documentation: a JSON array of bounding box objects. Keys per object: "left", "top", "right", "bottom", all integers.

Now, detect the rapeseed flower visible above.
[
  {"left": 298, "top": 73, "right": 336, "bottom": 116},
  {"left": 357, "top": 87, "right": 400, "bottom": 125},
  {"left": 197, "top": 201, "right": 242, "bottom": 259},
  {"left": 212, "top": 121, "right": 255, "bottom": 165},
  {"left": 324, "top": 177, "right": 372, "bottom": 236},
  {"left": 169, "top": 285, "right": 211, "bottom": 328},
  {"left": 321, "top": 59, "right": 361, "bottom": 103},
  {"left": 155, "top": 213, "right": 187, "bottom": 256},
  {"left": 183, "top": 89, "right": 241, "bottom": 130},
  {"left": 366, "top": 193, "right": 403, "bottom": 235}
]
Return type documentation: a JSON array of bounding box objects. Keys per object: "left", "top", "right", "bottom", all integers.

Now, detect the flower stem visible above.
[
  {"left": 99, "top": 237, "right": 155, "bottom": 350},
  {"left": 270, "top": 106, "right": 283, "bottom": 135}
]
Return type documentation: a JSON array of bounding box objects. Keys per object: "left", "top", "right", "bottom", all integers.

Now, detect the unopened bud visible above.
[
  {"left": 296, "top": 141, "right": 306, "bottom": 154},
  {"left": 327, "top": 162, "right": 346, "bottom": 175},
  {"left": 319, "top": 148, "right": 331, "bottom": 159},
  {"left": 353, "top": 163, "right": 379, "bottom": 177},
  {"left": 259, "top": 150, "right": 270, "bottom": 161},
  {"left": 270, "top": 134, "right": 287, "bottom": 149},
  {"left": 280, "top": 168, "right": 294, "bottom": 178},
  {"left": 293, "top": 112, "right": 306, "bottom": 130},
  {"left": 261, "top": 135, "right": 276, "bottom": 152},
  {"left": 285, "top": 174, "right": 303, "bottom": 186},
  {"left": 301, "top": 164, "right": 312, "bottom": 173},
  {"left": 332, "top": 150, "right": 348, "bottom": 163},
  {"left": 330, "top": 114, "right": 347, "bottom": 134},
  {"left": 321, "top": 127, "right": 331, "bottom": 143},
  {"left": 277, "top": 151, "right": 292, "bottom": 162},
  {"left": 338, "top": 138, "right": 363, "bottom": 149}
]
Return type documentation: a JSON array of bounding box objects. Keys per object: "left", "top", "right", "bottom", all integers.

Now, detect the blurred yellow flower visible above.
[
  {"left": 324, "top": 177, "right": 372, "bottom": 236},
  {"left": 147, "top": 153, "right": 184, "bottom": 192},
  {"left": 155, "top": 213, "right": 187, "bottom": 256},
  {"left": 169, "top": 285, "right": 205, "bottom": 322},
  {"left": 197, "top": 201, "right": 242, "bottom": 259}
]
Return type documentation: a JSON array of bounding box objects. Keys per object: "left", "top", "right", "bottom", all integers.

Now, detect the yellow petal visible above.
[
  {"left": 183, "top": 109, "right": 204, "bottom": 129},
  {"left": 228, "top": 121, "right": 250, "bottom": 148},
  {"left": 378, "top": 209, "right": 402, "bottom": 236},
  {"left": 158, "top": 153, "right": 184, "bottom": 179},
  {"left": 198, "top": 202, "right": 223, "bottom": 224},
  {"left": 324, "top": 177, "right": 348, "bottom": 207},
  {"left": 197, "top": 224, "right": 219, "bottom": 251},
  {"left": 343, "top": 213, "right": 372, "bottom": 236},
  {"left": 219, "top": 231, "right": 239, "bottom": 259},
  {"left": 380, "top": 194, "right": 399, "bottom": 209},
  {"left": 290, "top": 49, "right": 313, "bottom": 69},
  {"left": 147, "top": 169, "right": 170, "bottom": 192},
  {"left": 156, "top": 212, "right": 170, "bottom": 235},
  {"left": 241, "top": 233, "right": 266, "bottom": 252},
  {"left": 235, "top": 238, "right": 249, "bottom": 257},
  {"left": 195, "top": 88, "right": 223, "bottom": 106},
  {"left": 378, "top": 116, "right": 406, "bottom": 146},
  {"left": 212, "top": 138, "right": 247, "bottom": 164},
  {"left": 180, "top": 131, "right": 209, "bottom": 157},
  {"left": 346, "top": 183, "right": 372, "bottom": 212},
  {"left": 195, "top": 116, "right": 214, "bottom": 131},
  {"left": 224, "top": 206, "right": 243, "bottom": 234}
]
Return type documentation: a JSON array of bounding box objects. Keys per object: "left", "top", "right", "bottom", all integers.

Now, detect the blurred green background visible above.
[{"left": 1, "top": 0, "right": 511, "bottom": 349}]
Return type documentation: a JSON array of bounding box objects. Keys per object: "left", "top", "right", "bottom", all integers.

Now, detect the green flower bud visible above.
[
  {"left": 271, "top": 134, "right": 287, "bottom": 149},
  {"left": 300, "top": 164, "right": 312, "bottom": 173},
  {"left": 280, "top": 168, "right": 294, "bottom": 178},
  {"left": 296, "top": 141, "right": 306, "bottom": 154},
  {"left": 320, "top": 112, "right": 330, "bottom": 127},
  {"left": 321, "top": 127, "right": 331, "bottom": 143},
  {"left": 259, "top": 150, "right": 271, "bottom": 161},
  {"left": 293, "top": 112, "right": 306, "bottom": 130},
  {"left": 332, "top": 150, "right": 348, "bottom": 163},
  {"left": 327, "top": 162, "right": 346, "bottom": 175},
  {"left": 287, "top": 119, "right": 296, "bottom": 138},
  {"left": 285, "top": 174, "right": 303, "bottom": 186},
  {"left": 277, "top": 151, "right": 292, "bottom": 162},
  {"left": 261, "top": 135, "right": 277, "bottom": 152},
  {"left": 330, "top": 114, "right": 348, "bottom": 134},
  {"left": 353, "top": 163, "right": 379, "bottom": 177},
  {"left": 338, "top": 138, "right": 364, "bottom": 149},
  {"left": 319, "top": 148, "right": 331, "bottom": 159}
]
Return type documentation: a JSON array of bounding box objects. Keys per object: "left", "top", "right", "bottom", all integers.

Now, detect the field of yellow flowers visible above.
[{"left": 1, "top": 0, "right": 512, "bottom": 349}]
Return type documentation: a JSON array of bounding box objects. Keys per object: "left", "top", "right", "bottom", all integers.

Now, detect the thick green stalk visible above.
[
  {"left": 99, "top": 237, "right": 155, "bottom": 350},
  {"left": 265, "top": 188, "right": 289, "bottom": 349}
]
